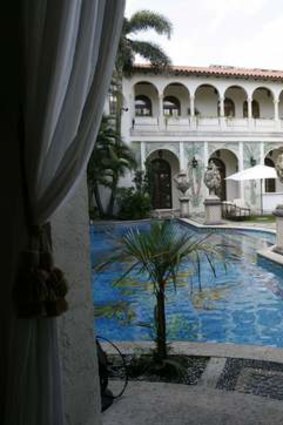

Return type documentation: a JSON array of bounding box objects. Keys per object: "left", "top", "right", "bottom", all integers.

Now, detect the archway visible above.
[
  {"left": 252, "top": 87, "right": 273, "bottom": 119},
  {"left": 147, "top": 149, "right": 180, "bottom": 210},
  {"left": 224, "top": 85, "right": 248, "bottom": 118},
  {"left": 134, "top": 81, "right": 159, "bottom": 117},
  {"left": 194, "top": 84, "right": 219, "bottom": 117},
  {"left": 163, "top": 83, "right": 190, "bottom": 117},
  {"left": 150, "top": 158, "right": 172, "bottom": 209},
  {"left": 209, "top": 149, "right": 239, "bottom": 201}
]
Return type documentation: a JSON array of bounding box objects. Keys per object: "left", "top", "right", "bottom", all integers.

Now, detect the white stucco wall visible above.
[{"left": 52, "top": 176, "right": 101, "bottom": 425}]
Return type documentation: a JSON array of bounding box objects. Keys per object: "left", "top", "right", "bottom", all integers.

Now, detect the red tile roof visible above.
[{"left": 133, "top": 64, "right": 283, "bottom": 81}]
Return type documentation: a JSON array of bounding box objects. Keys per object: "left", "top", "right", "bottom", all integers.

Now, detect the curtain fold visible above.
[{"left": 4, "top": 1, "right": 125, "bottom": 424}]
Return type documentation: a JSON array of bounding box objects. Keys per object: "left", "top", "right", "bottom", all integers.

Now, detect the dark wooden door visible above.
[{"left": 151, "top": 159, "right": 172, "bottom": 209}]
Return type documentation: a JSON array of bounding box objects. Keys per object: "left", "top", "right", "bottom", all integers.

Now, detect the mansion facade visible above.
[{"left": 119, "top": 64, "right": 283, "bottom": 214}]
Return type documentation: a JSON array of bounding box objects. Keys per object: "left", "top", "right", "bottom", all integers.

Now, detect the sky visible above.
[{"left": 125, "top": 0, "right": 283, "bottom": 70}]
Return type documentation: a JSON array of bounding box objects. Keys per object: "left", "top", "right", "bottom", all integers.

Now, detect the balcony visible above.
[{"left": 130, "top": 116, "right": 282, "bottom": 136}]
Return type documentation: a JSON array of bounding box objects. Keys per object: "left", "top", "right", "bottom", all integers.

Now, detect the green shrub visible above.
[{"left": 117, "top": 187, "right": 152, "bottom": 219}]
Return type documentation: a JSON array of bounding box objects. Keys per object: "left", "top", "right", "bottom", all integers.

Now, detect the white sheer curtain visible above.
[{"left": 4, "top": 1, "right": 125, "bottom": 424}]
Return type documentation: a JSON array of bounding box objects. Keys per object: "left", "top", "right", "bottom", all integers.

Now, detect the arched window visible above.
[
  {"left": 243, "top": 100, "right": 260, "bottom": 118},
  {"left": 265, "top": 157, "right": 276, "bottom": 193},
  {"left": 217, "top": 98, "right": 235, "bottom": 117},
  {"left": 163, "top": 96, "right": 181, "bottom": 116},
  {"left": 135, "top": 95, "right": 152, "bottom": 116}
]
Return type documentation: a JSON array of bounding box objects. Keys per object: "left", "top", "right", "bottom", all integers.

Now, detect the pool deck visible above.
[
  {"left": 102, "top": 341, "right": 283, "bottom": 425},
  {"left": 102, "top": 380, "right": 283, "bottom": 425},
  {"left": 101, "top": 218, "right": 283, "bottom": 424}
]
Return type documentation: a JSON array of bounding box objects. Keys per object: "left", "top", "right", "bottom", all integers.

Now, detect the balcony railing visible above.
[{"left": 131, "top": 116, "right": 281, "bottom": 135}]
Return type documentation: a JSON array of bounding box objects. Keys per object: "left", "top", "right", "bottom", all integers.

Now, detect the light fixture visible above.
[
  {"left": 191, "top": 156, "right": 198, "bottom": 168},
  {"left": 250, "top": 156, "right": 256, "bottom": 166}
]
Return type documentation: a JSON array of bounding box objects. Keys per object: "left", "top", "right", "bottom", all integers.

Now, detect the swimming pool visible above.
[{"left": 91, "top": 221, "right": 283, "bottom": 348}]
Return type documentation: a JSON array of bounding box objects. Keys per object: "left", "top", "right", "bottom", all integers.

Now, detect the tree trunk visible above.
[
  {"left": 107, "top": 174, "right": 118, "bottom": 217},
  {"left": 93, "top": 181, "right": 105, "bottom": 218},
  {"left": 155, "top": 280, "right": 167, "bottom": 360}
]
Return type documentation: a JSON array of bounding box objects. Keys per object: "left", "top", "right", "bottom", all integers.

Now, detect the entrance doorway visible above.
[{"left": 151, "top": 158, "right": 172, "bottom": 209}]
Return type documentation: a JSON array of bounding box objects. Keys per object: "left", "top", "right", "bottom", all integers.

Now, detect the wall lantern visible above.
[
  {"left": 250, "top": 156, "right": 256, "bottom": 167},
  {"left": 191, "top": 156, "right": 198, "bottom": 168}
]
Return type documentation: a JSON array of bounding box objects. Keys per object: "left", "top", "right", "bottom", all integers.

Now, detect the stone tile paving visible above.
[{"left": 216, "top": 358, "right": 283, "bottom": 401}]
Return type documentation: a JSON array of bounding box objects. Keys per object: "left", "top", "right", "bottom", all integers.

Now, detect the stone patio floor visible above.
[{"left": 102, "top": 346, "right": 283, "bottom": 425}]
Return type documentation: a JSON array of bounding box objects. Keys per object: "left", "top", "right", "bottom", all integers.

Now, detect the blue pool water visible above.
[{"left": 91, "top": 221, "right": 283, "bottom": 347}]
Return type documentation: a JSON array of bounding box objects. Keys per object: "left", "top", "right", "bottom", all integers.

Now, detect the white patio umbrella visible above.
[{"left": 225, "top": 164, "right": 277, "bottom": 214}]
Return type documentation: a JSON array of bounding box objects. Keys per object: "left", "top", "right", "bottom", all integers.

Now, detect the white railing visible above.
[{"left": 131, "top": 116, "right": 282, "bottom": 134}]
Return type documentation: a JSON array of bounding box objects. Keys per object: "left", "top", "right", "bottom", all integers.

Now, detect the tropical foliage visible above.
[
  {"left": 117, "top": 169, "right": 152, "bottom": 219},
  {"left": 113, "top": 10, "right": 173, "bottom": 134},
  {"left": 116, "top": 10, "right": 172, "bottom": 75},
  {"left": 87, "top": 116, "right": 136, "bottom": 218},
  {"left": 96, "top": 221, "right": 225, "bottom": 360}
]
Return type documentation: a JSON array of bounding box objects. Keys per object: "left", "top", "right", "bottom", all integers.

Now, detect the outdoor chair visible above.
[{"left": 222, "top": 199, "right": 251, "bottom": 221}]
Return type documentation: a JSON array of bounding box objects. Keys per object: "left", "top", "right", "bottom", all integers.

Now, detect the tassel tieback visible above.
[{"left": 14, "top": 250, "right": 69, "bottom": 318}]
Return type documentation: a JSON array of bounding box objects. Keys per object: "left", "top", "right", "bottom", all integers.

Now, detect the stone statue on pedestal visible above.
[
  {"left": 174, "top": 170, "right": 191, "bottom": 217},
  {"left": 174, "top": 170, "right": 191, "bottom": 196},
  {"left": 203, "top": 160, "right": 221, "bottom": 197},
  {"left": 203, "top": 160, "right": 222, "bottom": 224}
]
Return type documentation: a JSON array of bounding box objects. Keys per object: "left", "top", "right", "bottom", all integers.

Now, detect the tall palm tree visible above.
[
  {"left": 87, "top": 116, "right": 136, "bottom": 217},
  {"left": 97, "top": 221, "right": 224, "bottom": 360},
  {"left": 114, "top": 10, "right": 173, "bottom": 133}
]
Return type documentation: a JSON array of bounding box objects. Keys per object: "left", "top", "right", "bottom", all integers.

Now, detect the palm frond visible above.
[
  {"left": 127, "top": 10, "right": 172, "bottom": 38},
  {"left": 128, "top": 39, "right": 171, "bottom": 68}
]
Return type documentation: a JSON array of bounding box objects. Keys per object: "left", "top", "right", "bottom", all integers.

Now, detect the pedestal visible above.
[
  {"left": 273, "top": 204, "right": 283, "bottom": 254},
  {"left": 179, "top": 196, "right": 190, "bottom": 218},
  {"left": 203, "top": 195, "right": 222, "bottom": 225}
]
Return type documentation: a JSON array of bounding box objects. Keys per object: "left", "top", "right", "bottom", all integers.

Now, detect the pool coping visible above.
[
  {"left": 101, "top": 341, "right": 283, "bottom": 364},
  {"left": 178, "top": 217, "right": 276, "bottom": 235}
]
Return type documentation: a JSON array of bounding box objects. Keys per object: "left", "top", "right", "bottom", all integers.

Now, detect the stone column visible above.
[
  {"left": 140, "top": 142, "right": 146, "bottom": 171},
  {"left": 158, "top": 93, "right": 165, "bottom": 130},
  {"left": 219, "top": 96, "right": 225, "bottom": 117},
  {"left": 273, "top": 205, "right": 283, "bottom": 254},
  {"left": 190, "top": 95, "right": 195, "bottom": 117},
  {"left": 273, "top": 98, "right": 280, "bottom": 130},
  {"left": 239, "top": 141, "right": 244, "bottom": 199},
  {"left": 274, "top": 98, "right": 279, "bottom": 121},
  {"left": 52, "top": 176, "right": 102, "bottom": 425},
  {"left": 247, "top": 96, "right": 252, "bottom": 119}
]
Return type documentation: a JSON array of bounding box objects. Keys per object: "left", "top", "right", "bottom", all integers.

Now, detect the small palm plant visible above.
[{"left": 97, "top": 221, "right": 224, "bottom": 361}]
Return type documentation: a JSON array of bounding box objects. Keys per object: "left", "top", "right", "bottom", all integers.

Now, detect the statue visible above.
[
  {"left": 203, "top": 160, "right": 222, "bottom": 197},
  {"left": 174, "top": 170, "right": 191, "bottom": 217},
  {"left": 174, "top": 170, "right": 191, "bottom": 196},
  {"left": 275, "top": 153, "right": 283, "bottom": 183}
]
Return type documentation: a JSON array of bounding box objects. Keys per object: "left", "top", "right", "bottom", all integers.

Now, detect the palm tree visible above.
[
  {"left": 97, "top": 221, "right": 224, "bottom": 360},
  {"left": 114, "top": 10, "right": 173, "bottom": 134},
  {"left": 117, "top": 10, "right": 173, "bottom": 75},
  {"left": 87, "top": 116, "right": 136, "bottom": 217}
]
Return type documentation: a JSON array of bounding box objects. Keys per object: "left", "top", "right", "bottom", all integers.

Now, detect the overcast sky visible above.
[{"left": 125, "top": 0, "right": 283, "bottom": 70}]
